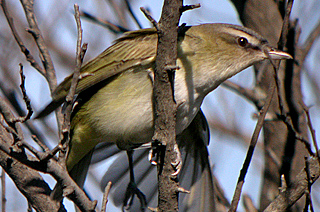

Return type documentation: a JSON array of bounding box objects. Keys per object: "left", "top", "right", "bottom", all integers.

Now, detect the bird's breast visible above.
[{"left": 71, "top": 65, "right": 203, "bottom": 149}]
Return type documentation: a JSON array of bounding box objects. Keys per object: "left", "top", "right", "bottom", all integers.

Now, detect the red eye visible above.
[{"left": 238, "top": 37, "right": 248, "bottom": 47}]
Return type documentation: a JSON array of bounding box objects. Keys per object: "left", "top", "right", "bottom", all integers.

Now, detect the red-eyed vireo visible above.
[{"left": 37, "top": 23, "right": 292, "bottom": 208}]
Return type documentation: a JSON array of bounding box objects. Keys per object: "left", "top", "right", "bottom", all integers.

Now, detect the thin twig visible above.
[
  {"left": 301, "top": 20, "right": 320, "bottom": 61},
  {"left": 304, "top": 157, "right": 314, "bottom": 212},
  {"left": 0, "top": 0, "right": 45, "bottom": 76},
  {"left": 180, "top": 4, "right": 201, "bottom": 13},
  {"left": 277, "top": 0, "right": 293, "bottom": 50},
  {"left": 108, "top": 0, "right": 128, "bottom": 28},
  {"left": 17, "top": 64, "right": 33, "bottom": 123},
  {"left": 19, "top": 0, "right": 57, "bottom": 91},
  {"left": 0, "top": 97, "right": 95, "bottom": 211},
  {"left": 65, "top": 4, "right": 84, "bottom": 106},
  {"left": 229, "top": 79, "right": 276, "bottom": 212},
  {"left": 264, "top": 156, "right": 320, "bottom": 211},
  {"left": 1, "top": 169, "right": 6, "bottom": 212},
  {"left": 31, "top": 135, "right": 49, "bottom": 152},
  {"left": 222, "top": 80, "right": 260, "bottom": 106},
  {"left": 125, "top": 0, "right": 143, "bottom": 29},
  {"left": 301, "top": 103, "right": 320, "bottom": 160},
  {"left": 101, "top": 181, "right": 112, "bottom": 212},
  {"left": 80, "top": 11, "right": 129, "bottom": 33},
  {"left": 59, "top": 4, "right": 85, "bottom": 153},
  {"left": 140, "top": 7, "right": 160, "bottom": 31},
  {"left": 242, "top": 194, "right": 257, "bottom": 212}
]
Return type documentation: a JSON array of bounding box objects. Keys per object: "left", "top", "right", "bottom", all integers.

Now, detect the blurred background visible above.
[{"left": 0, "top": 0, "right": 319, "bottom": 211}]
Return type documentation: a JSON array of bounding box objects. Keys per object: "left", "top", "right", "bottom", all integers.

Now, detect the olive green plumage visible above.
[{"left": 38, "top": 23, "right": 291, "bottom": 207}]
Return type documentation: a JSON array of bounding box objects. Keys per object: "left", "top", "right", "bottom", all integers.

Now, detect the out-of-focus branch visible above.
[
  {"left": 229, "top": 77, "right": 276, "bottom": 212},
  {"left": 1, "top": 169, "right": 6, "bottom": 212},
  {"left": 222, "top": 80, "right": 261, "bottom": 106},
  {"left": 19, "top": 0, "right": 57, "bottom": 92},
  {"left": 0, "top": 0, "right": 45, "bottom": 77},
  {"left": 243, "top": 194, "right": 258, "bottom": 212},
  {"left": 80, "top": 11, "right": 129, "bottom": 33},
  {"left": 264, "top": 157, "right": 320, "bottom": 212},
  {"left": 124, "top": 0, "right": 142, "bottom": 29},
  {"left": 300, "top": 20, "right": 320, "bottom": 62}
]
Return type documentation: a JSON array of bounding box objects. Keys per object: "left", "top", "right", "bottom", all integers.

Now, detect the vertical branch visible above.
[
  {"left": 1, "top": 169, "right": 6, "bottom": 212},
  {"left": 150, "top": 0, "right": 182, "bottom": 211},
  {"left": 59, "top": 3, "right": 86, "bottom": 162}
]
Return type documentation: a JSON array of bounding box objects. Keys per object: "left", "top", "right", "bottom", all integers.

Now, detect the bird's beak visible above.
[{"left": 264, "top": 46, "right": 293, "bottom": 60}]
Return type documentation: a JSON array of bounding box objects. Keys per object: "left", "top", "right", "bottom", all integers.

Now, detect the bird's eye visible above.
[{"left": 237, "top": 37, "right": 248, "bottom": 47}]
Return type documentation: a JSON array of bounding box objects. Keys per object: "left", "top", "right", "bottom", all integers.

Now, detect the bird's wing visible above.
[{"left": 37, "top": 28, "right": 158, "bottom": 118}]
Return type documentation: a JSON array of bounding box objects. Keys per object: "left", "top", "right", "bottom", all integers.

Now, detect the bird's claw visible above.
[
  {"left": 123, "top": 181, "right": 147, "bottom": 211},
  {"left": 148, "top": 148, "right": 157, "bottom": 166},
  {"left": 171, "top": 143, "right": 182, "bottom": 176}
]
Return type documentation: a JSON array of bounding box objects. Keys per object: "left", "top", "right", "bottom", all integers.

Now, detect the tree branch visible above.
[
  {"left": 19, "top": 0, "right": 57, "bottom": 92},
  {"left": 0, "top": 0, "right": 45, "bottom": 77},
  {"left": 264, "top": 157, "right": 320, "bottom": 212}
]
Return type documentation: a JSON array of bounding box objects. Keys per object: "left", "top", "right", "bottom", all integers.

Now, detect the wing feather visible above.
[{"left": 37, "top": 28, "right": 158, "bottom": 118}]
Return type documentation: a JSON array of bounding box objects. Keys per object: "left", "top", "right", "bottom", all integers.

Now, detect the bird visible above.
[
  {"left": 37, "top": 23, "right": 292, "bottom": 210},
  {"left": 94, "top": 109, "right": 224, "bottom": 211}
]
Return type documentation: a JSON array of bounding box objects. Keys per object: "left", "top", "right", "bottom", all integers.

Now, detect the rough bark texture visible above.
[{"left": 154, "top": 0, "right": 182, "bottom": 211}]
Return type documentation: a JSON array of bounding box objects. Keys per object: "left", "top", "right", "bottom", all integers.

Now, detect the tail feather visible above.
[
  {"left": 51, "top": 150, "right": 94, "bottom": 203},
  {"left": 35, "top": 99, "right": 64, "bottom": 119}
]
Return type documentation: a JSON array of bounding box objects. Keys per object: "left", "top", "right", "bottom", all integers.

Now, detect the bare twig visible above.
[
  {"left": 80, "top": 11, "right": 129, "bottom": 33},
  {"left": 277, "top": 0, "right": 293, "bottom": 50},
  {"left": 180, "top": 4, "right": 201, "bottom": 13},
  {"left": 1, "top": 169, "right": 6, "bottom": 212},
  {"left": 141, "top": 1, "right": 183, "bottom": 211},
  {"left": 303, "top": 157, "right": 314, "bottom": 212},
  {"left": 229, "top": 79, "right": 276, "bottom": 212},
  {"left": 16, "top": 64, "right": 33, "bottom": 123},
  {"left": 301, "top": 20, "right": 320, "bottom": 61},
  {"left": 222, "top": 80, "right": 260, "bottom": 106},
  {"left": 108, "top": 0, "right": 128, "bottom": 28},
  {"left": 59, "top": 4, "right": 86, "bottom": 155},
  {"left": 0, "top": 0, "right": 45, "bottom": 76},
  {"left": 101, "top": 181, "right": 112, "bottom": 212},
  {"left": 125, "top": 0, "right": 143, "bottom": 29},
  {"left": 140, "top": 7, "right": 160, "bottom": 31},
  {"left": 301, "top": 103, "right": 320, "bottom": 160},
  {"left": 65, "top": 4, "right": 84, "bottom": 105},
  {"left": 279, "top": 174, "right": 287, "bottom": 192},
  {"left": 19, "top": 0, "right": 57, "bottom": 92},
  {"left": 31, "top": 135, "right": 49, "bottom": 152},
  {"left": 243, "top": 194, "right": 257, "bottom": 212},
  {"left": 0, "top": 96, "right": 95, "bottom": 211}
]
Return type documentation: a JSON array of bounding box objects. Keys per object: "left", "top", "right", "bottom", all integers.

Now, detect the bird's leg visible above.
[{"left": 123, "top": 149, "right": 147, "bottom": 211}]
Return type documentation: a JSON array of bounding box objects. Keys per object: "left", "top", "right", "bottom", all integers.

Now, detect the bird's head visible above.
[{"left": 178, "top": 23, "right": 292, "bottom": 92}]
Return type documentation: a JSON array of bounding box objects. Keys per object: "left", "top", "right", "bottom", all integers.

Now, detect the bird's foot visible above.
[
  {"left": 149, "top": 142, "right": 182, "bottom": 176},
  {"left": 123, "top": 181, "right": 147, "bottom": 211}
]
